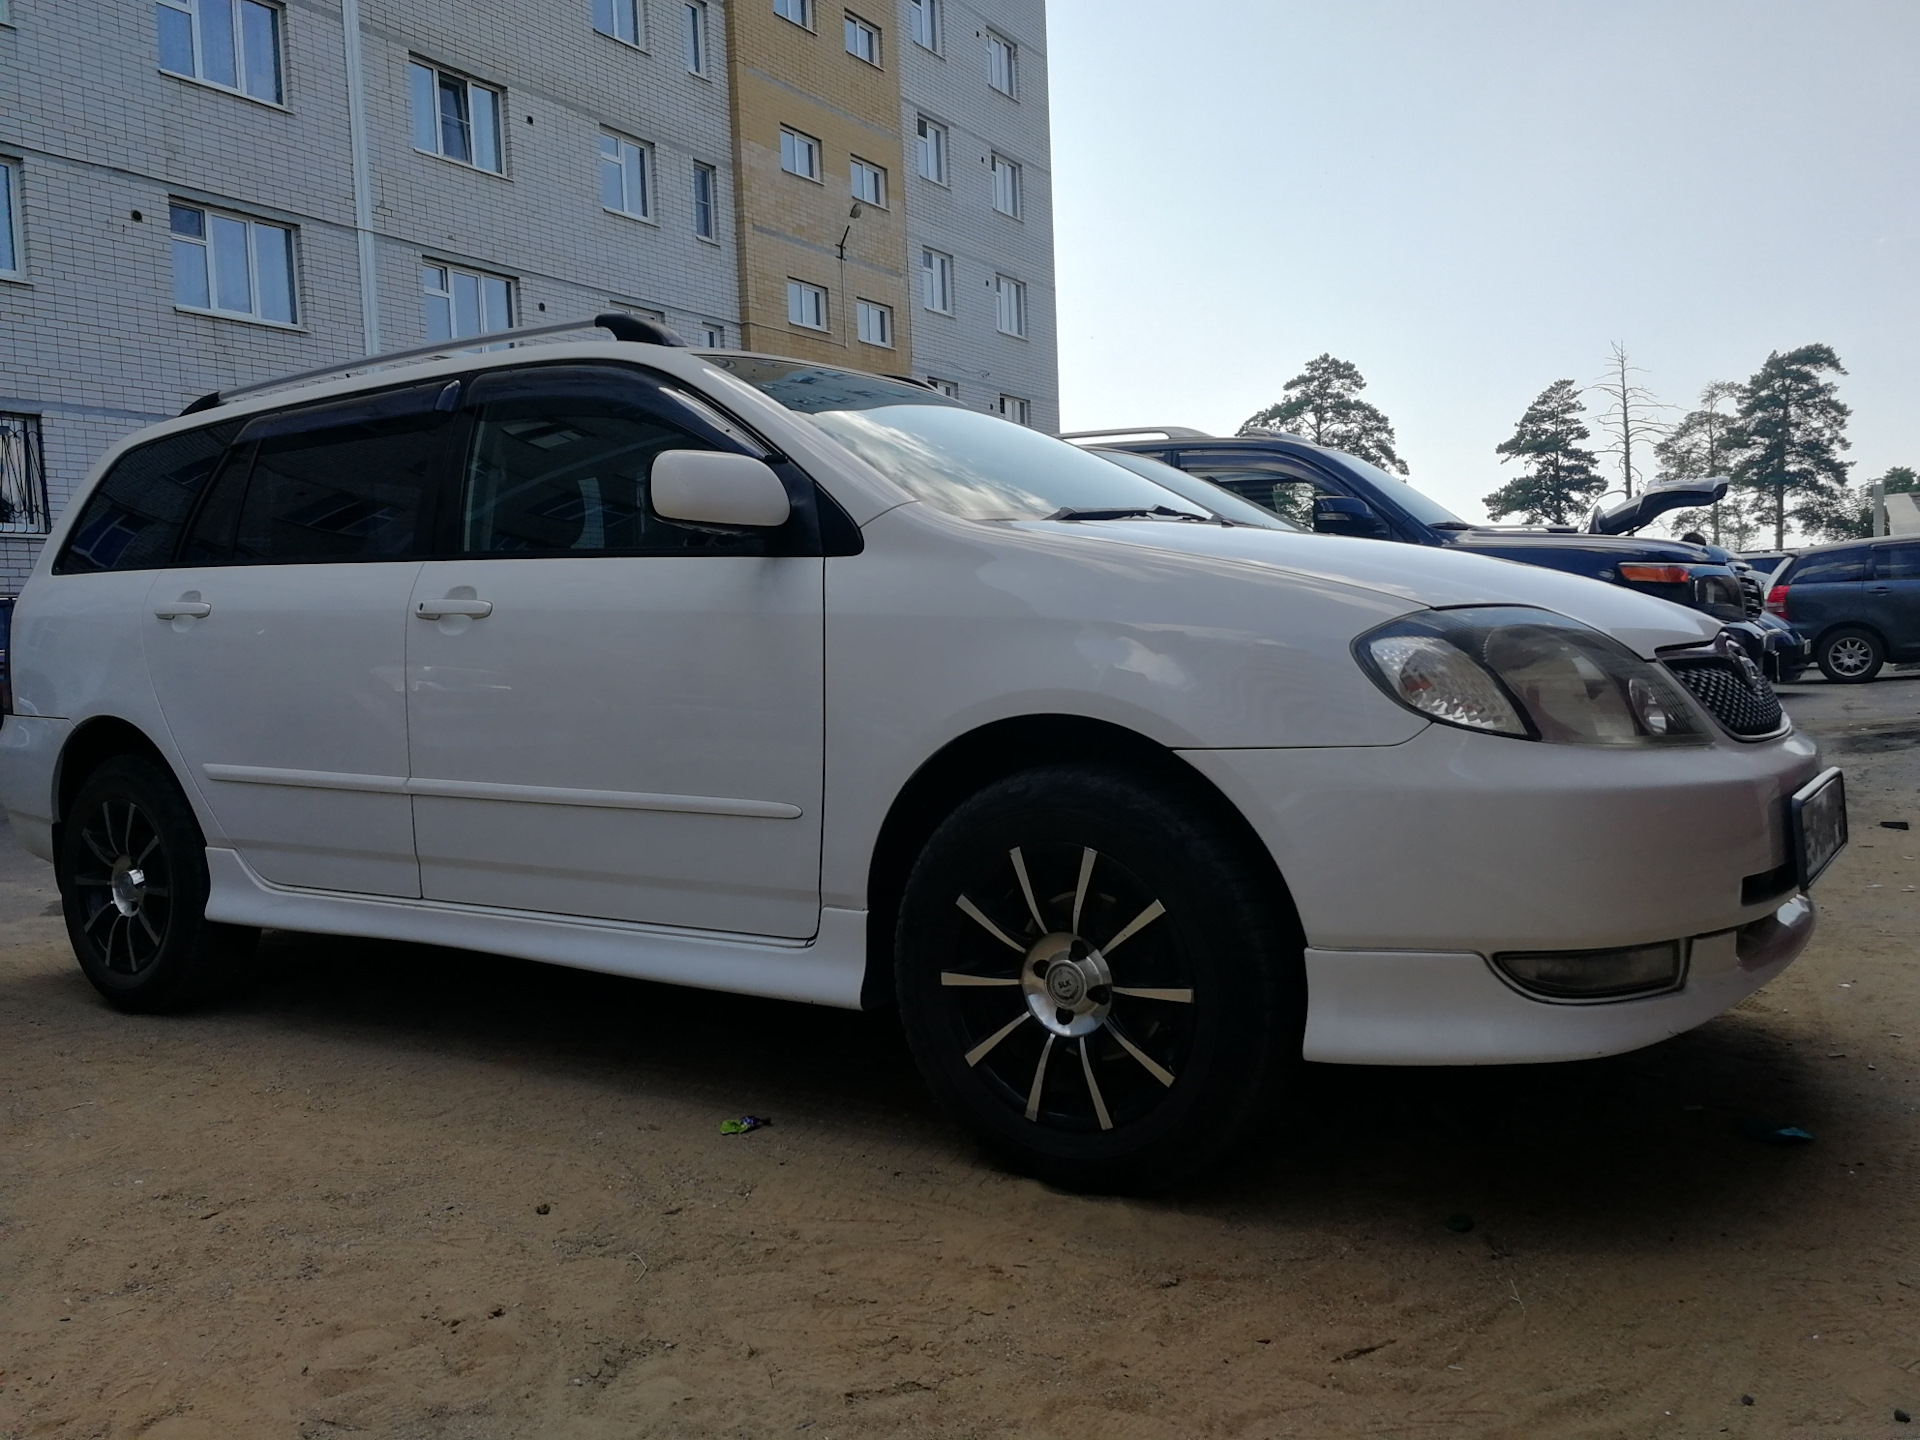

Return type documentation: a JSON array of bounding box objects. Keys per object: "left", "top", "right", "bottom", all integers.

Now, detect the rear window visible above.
[
  {"left": 52, "top": 422, "right": 240, "bottom": 574},
  {"left": 1786, "top": 551, "right": 1868, "bottom": 585},
  {"left": 1876, "top": 542, "right": 1920, "bottom": 580}
]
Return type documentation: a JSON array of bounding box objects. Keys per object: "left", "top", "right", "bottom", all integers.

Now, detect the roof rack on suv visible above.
[
  {"left": 177, "top": 311, "right": 687, "bottom": 417},
  {"left": 1056, "top": 426, "right": 1214, "bottom": 443}
]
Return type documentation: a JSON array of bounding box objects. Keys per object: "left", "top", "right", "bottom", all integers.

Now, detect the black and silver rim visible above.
[
  {"left": 69, "top": 799, "right": 172, "bottom": 974},
  {"left": 937, "top": 843, "right": 1196, "bottom": 1133},
  {"left": 1827, "top": 636, "right": 1875, "bottom": 677}
]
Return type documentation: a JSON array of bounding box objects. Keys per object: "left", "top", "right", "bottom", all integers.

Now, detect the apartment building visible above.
[{"left": 0, "top": 0, "right": 1056, "bottom": 592}]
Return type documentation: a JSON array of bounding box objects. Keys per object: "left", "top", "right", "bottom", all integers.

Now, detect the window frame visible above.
[
  {"left": 0, "top": 158, "right": 22, "bottom": 280},
  {"left": 773, "top": 0, "right": 813, "bottom": 29},
  {"left": 170, "top": 201, "right": 300, "bottom": 327},
  {"left": 849, "top": 156, "right": 887, "bottom": 208},
  {"left": 0, "top": 412, "right": 50, "bottom": 536},
  {"left": 998, "top": 394, "right": 1031, "bottom": 427},
  {"left": 423, "top": 261, "right": 514, "bottom": 345},
  {"left": 990, "top": 153, "right": 1021, "bottom": 218},
  {"left": 926, "top": 377, "right": 959, "bottom": 401},
  {"left": 786, "top": 278, "right": 829, "bottom": 332},
  {"left": 591, "top": 0, "right": 647, "bottom": 48},
  {"left": 682, "top": 0, "right": 708, "bottom": 74},
  {"left": 994, "top": 274, "right": 1026, "bottom": 338},
  {"left": 599, "top": 131, "right": 655, "bottom": 221},
  {"left": 907, "top": 0, "right": 938, "bottom": 52},
  {"left": 914, "top": 115, "right": 948, "bottom": 185},
  {"left": 855, "top": 299, "right": 893, "bottom": 349},
  {"left": 920, "top": 247, "right": 953, "bottom": 314},
  {"left": 409, "top": 60, "right": 506, "bottom": 174},
  {"left": 156, "top": 0, "right": 286, "bottom": 106},
  {"left": 780, "top": 126, "right": 823, "bottom": 182},
  {"left": 985, "top": 29, "right": 1017, "bottom": 96},
  {"left": 844, "top": 11, "right": 880, "bottom": 65},
  {"left": 692, "top": 162, "right": 719, "bottom": 240}
]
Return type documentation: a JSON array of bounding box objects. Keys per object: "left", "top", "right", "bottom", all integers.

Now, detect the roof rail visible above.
[
  {"left": 177, "top": 311, "right": 688, "bottom": 417},
  {"left": 1056, "top": 425, "right": 1214, "bottom": 443}
]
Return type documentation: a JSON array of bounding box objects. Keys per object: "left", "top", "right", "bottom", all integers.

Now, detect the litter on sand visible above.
[
  {"left": 1738, "top": 1118, "right": 1814, "bottom": 1145},
  {"left": 1880, "top": 820, "right": 1910, "bottom": 830},
  {"left": 721, "top": 1115, "right": 772, "bottom": 1135}
]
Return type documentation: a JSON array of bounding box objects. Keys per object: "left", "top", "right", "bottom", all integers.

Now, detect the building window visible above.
[
  {"left": 780, "top": 127, "right": 822, "bottom": 180},
  {"left": 786, "top": 279, "right": 828, "bottom": 331},
  {"left": 599, "top": 133, "right": 653, "bottom": 219},
  {"left": 410, "top": 62, "right": 503, "bottom": 173},
  {"left": 698, "top": 321, "right": 726, "bottom": 347},
  {"left": 692, "top": 163, "right": 718, "bottom": 239},
  {"left": 849, "top": 157, "right": 886, "bottom": 207},
  {"left": 591, "top": 0, "right": 644, "bottom": 47},
  {"left": 170, "top": 203, "right": 297, "bottom": 324},
  {"left": 994, "top": 274, "right": 1025, "bottom": 337},
  {"left": 0, "top": 160, "right": 20, "bottom": 279},
  {"left": 914, "top": 116, "right": 947, "bottom": 184},
  {"left": 998, "top": 394, "right": 1031, "bottom": 426},
  {"left": 985, "top": 30, "right": 1016, "bottom": 96},
  {"left": 0, "top": 414, "right": 49, "bottom": 535},
  {"left": 844, "top": 12, "right": 880, "bottom": 64},
  {"left": 773, "top": 0, "right": 812, "bottom": 26},
  {"left": 423, "top": 262, "right": 512, "bottom": 342},
  {"left": 683, "top": 1, "right": 707, "bottom": 73},
  {"left": 920, "top": 248, "right": 952, "bottom": 313},
  {"left": 156, "top": 0, "right": 284, "bottom": 103},
  {"left": 926, "top": 377, "right": 959, "bottom": 400},
  {"left": 907, "top": 0, "right": 938, "bottom": 50},
  {"left": 855, "top": 299, "right": 892, "bottom": 348},
  {"left": 990, "top": 154, "right": 1021, "bottom": 217}
]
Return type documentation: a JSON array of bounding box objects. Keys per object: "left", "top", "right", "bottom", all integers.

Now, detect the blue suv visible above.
[{"left": 1766, "top": 536, "right": 1920, "bottom": 682}]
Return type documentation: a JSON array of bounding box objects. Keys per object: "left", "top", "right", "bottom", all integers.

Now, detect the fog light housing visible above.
[{"left": 1492, "top": 940, "right": 1685, "bottom": 1001}]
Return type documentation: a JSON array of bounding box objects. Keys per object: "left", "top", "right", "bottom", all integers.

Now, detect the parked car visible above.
[
  {"left": 0, "top": 319, "right": 1842, "bottom": 1190},
  {"left": 1068, "top": 429, "right": 1796, "bottom": 678},
  {"left": 1767, "top": 535, "right": 1920, "bottom": 682}
]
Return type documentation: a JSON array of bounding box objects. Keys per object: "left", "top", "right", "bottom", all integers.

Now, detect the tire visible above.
[
  {"left": 56, "top": 754, "right": 256, "bottom": 1012},
  {"left": 1815, "top": 626, "right": 1884, "bottom": 684},
  {"left": 894, "top": 763, "right": 1304, "bottom": 1193}
]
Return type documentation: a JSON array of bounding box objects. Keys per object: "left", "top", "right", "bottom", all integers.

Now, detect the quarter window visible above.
[
  {"left": 692, "top": 163, "right": 718, "bottom": 239},
  {"left": 907, "top": 0, "right": 938, "bottom": 50},
  {"left": 773, "top": 0, "right": 812, "bottom": 26},
  {"left": 856, "top": 299, "right": 892, "bottom": 348},
  {"left": 920, "top": 248, "right": 952, "bottom": 313},
  {"left": 156, "top": 0, "right": 283, "bottom": 103},
  {"left": 844, "top": 12, "right": 879, "bottom": 64},
  {"left": 0, "top": 413, "right": 49, "bottom": 536},
  {"left": 0, "top": 159, "right": 21, "bottom": 278},
  {"left": 994, "top": 274, "right": 1025, "bottom": 337},
  {"left": 170, "top": 203, "right": 297, "bottom": 324},
  {"left": 914, "top": 116, "right": 948, "bottom": 184},
  {"left": 54, "top": 422, "right": 243, "bottom": 572},
  {"left": 990, "top": 154, "right": 1021, "bottom": 217},
  {"left": 849, "top": 157, "right": 886, "bottom": 207},
  {"left": 1879, "top": 543, "right": 1920, "bottom": 580},
  {"left": 1787, "top": 552, "right": 1867, "bottom": 585},
  {"left": 787, "top": 279, "right": 828, "bottom": 330},
  {"left": 682, "top": 1, "right": 707, "bottom": 72},
  {"left": 591, "top": 0, "right": 644, "bottom": 46},
  {"left": 600, "top": 133, "right": 653, "bottom": 219},
  {"left": 780, "top": 127, "right": 822, "bottom": 180},
  {"left": 985, "top": 30, "right": 1016, "bottom": 95},
  {"left": 409, "top": 61, "right": 504, "bottom": 173},
  {"left": 423, "top": 262, "right": 512, "bottom": 342}
]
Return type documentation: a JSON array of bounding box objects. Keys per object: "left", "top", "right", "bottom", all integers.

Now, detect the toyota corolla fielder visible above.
[{"left": 0, "top": 317, "right": 1846, "bottom": 1190}]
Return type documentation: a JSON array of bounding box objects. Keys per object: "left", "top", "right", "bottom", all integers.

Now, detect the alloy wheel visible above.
[
  {"left": 1827, "top": 636, "right": 1875, "bottom": 678},
  {"left": 68, "top": 798, "right": 173, "bottom": 975}
]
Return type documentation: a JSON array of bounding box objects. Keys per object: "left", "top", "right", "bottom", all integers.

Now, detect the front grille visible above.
[{"left": 1665, "top": 657, "right": 1785, "bottom": 737}]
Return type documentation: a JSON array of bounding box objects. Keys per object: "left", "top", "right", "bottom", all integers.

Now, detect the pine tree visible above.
[
  {"left": 1655, "top": 380, "right": 1753, "bottom": 544},
  {"left": 1483, "top": 380, "right": 1605, "bottom": 525},
  {"left": 1239, "top": 354, "right": 1409, "bottom": 474},
  {"left": 1726, "top": 344, "right": 1853, "bottom": 549}
]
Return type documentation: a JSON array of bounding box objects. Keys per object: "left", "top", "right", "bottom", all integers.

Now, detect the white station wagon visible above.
[{"left": 0, "top": 318, "right": 1847, "bottom": 1189}]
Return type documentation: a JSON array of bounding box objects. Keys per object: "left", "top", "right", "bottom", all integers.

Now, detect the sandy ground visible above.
[{"left": 2, "top": 677, "right": 1919, "bottom": 1440}]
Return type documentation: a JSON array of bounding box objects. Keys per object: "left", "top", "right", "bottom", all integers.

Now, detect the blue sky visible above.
[{"left": 1049, "top": 0, "right": 1919, "bottom": 523}]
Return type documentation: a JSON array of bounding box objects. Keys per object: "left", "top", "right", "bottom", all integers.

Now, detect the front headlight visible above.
[{"left": 1355, "top": 606, "right": 1707, "bottom": 745}]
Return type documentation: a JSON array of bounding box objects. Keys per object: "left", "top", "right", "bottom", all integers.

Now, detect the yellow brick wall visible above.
[{"left": 725, "top": 0, "right": 912, "bottom": 369}]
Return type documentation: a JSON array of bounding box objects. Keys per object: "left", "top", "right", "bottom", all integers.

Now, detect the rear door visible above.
[
  {"left": 143, "top": 380, "right": 457, "bottom": 896},
  {"left": 1783, "top": 548, "right": 1869, "bottom": 639},
  {"left": 1867, "top": 541, "right": 1920, "bottom": 659}
]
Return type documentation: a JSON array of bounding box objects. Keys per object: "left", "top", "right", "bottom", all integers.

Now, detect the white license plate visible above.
[{"left": 1791, "top": 767, "right": 1847, "bottom": 889}]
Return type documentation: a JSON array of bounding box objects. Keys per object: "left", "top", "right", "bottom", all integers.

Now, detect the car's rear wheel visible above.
[
  {"left": 895, "top": 764, "right": 1303, "bottom": 1192},
  {"left": 1815, "top": 626, "right": 1883, "bottom": 684},
  {"left": 57, "top": 755, "right": 256, "bottom": 1012}
]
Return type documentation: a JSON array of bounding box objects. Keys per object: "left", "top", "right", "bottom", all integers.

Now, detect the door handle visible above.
[
  {"left": 154, "top": 599, "right": 212, "bottom": 619},
  {"left": 1867, "top": 585, "right": 1891, "bottom": 594},
  {"left": 415, "top": 598, "right": 494, "bottom": 620}
]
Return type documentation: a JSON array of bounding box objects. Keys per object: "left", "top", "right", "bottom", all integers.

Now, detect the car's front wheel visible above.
[
  {"left": 57, "top": 755, "right": 256, "bottom": 1012},
  {"left": 1815, "top": 626, "right": 1884, "bottom": 684},
  {"left": 895, "top": 764, "right": 1303, "bottom": 1192}
]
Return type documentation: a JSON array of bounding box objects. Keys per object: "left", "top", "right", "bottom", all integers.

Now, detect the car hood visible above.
[{"left": 1008, "top": 519, "right": 1722, "bottom": 656}]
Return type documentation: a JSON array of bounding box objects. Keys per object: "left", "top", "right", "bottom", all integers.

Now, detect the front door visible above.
[
  {"left": 1168, "top": 449, "right": 1361, "bottom": 532},
  {"left": 143, "top": 380, "right": 456, "bottom": 896},
  {"left": 404, "top": 364, "right": 824, "bottom": 938}
]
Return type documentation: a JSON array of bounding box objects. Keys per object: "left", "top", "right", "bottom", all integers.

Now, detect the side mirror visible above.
[
  {"left": 651, "top": 450, "right": 792, "bottom": 530},
  {"left": 1312, "top": 494, "right": 1389, "bottom": 539}
]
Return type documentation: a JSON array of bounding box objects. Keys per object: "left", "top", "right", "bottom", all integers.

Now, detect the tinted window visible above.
[
  {"left": 53, "top": 423, "right": 241, "bottom": 573},
  {"left": 458, "top": 366, "right": 758, "bottom": 554},
  {"left": 1787, "top": 551, "right": 1868, "bottom": 585},
  {"left": 1173, "top": 452, "right": 1342, "bottom": 529},
  {"left": 1876, "top": 543, "right": 1920, "bottom": 580},
  {"left": 186, "top": 383, "right": 454, "bottom": 564}
]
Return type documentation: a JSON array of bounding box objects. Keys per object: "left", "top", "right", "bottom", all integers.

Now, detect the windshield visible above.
[
  {"left": 706, "top": 356, "right": 1209, "bottom": 521},
  {"left": 1325, "top": 449, "right": 1468, "bottom": 527},
  {"left": 1091, "top": 449, "right": 1303, "bottom": 530}
]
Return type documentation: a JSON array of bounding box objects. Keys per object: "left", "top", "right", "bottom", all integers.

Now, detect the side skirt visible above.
[{"left": 203, "top": 847, "right": 868, "bottom": 1008}]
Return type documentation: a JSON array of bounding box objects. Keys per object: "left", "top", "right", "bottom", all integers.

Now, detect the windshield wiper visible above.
[
  {"left": 1046, "top": 505, "right": 1222, "bottom": 524},
  {"left": 1427, "top": 520, "right": 1476, "bottom": 530}
]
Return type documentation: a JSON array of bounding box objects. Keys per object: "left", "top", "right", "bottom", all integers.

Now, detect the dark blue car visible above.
[{"left": 1767, "top": 535, "right": 1920, "bottom": 682}]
